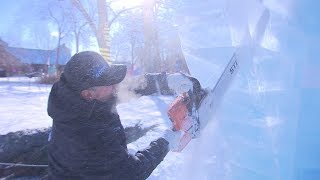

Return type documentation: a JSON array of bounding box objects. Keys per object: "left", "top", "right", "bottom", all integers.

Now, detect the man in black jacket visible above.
[{"left": 47, "top": 51, "right": 180, "bottom": 180}]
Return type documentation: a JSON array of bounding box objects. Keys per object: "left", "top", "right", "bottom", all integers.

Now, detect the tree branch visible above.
[
  {"left": 71, "top": 0, "right": 97, "bottom": 36},
  {"left": 109, "top": 6, "right": 142, "bottom": 26},
  {"left": 109, "top": 5, "right": 117, "bottom": 17}
]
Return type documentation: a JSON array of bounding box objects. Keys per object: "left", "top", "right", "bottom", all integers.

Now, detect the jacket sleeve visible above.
[{"left": 123, "top": 137, "right": 169, "bottom": 180}]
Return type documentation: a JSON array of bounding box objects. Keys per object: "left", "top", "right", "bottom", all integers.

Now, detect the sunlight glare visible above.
[
  {"left": 112, "top": 0, "right": 144, "bottom": 9},
  {"left": 50, "top": 31, "right": 59, "bottom": 37}
]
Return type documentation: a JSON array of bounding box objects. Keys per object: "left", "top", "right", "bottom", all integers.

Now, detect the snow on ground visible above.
[
  {"left": 0, "top": 77, "right": 173, "bottom": 136},
  {"left": 0, "top": 77, "right": 52, "bottom": 134},
  {"left": 0, "top": 77, "right": 186, "bottom": 179}
]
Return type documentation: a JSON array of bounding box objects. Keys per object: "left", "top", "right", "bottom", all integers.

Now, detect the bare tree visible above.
[
  {"left": 66, "top": 5, "right": 90, "bottom": 53},
  {"left": 32, "top": 25, "right": 56, "bottom": 70},
  {"left": 71, "top": 0, "right": 141, "bottom": 63},
  {"left": 111, "top": 10, "right": 144, "bottom": 68},
  {"left": 142, "top": 0, "right": 155, "bottom": 73},
  {"left": 70, "top": 0, "right": 189, "bottom": 74},
  {"left": 48, "top": 1, "right": 71, "bottom": 73},
  {"left": 141, "top": 0, "right": 190, "bottom": 74},
  {"left": 4, "top": 0, "right": 54, "bottom": 48},
  {"left": 151, "top": 0, "right": 190, "bottom": 74}
]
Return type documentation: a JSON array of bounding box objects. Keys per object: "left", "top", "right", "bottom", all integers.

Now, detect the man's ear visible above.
[{"left": 80, "top": 89, "right": 95, "bottom": 101}]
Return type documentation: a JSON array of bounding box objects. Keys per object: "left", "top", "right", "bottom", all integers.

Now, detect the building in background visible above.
[
  {"left": 0, "top": 39, "right": 23, "bottom": 77},
  {"left": 0, "top": 38, "right": 71, "bottom": 77}
]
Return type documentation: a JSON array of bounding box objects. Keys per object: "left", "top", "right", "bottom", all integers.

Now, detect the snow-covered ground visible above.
[
  {"left": 0, "top": 77, "right": 191, "bottom": 179},
  {"left": 0, "top": 77, "right": 52, "bottom": 134}
]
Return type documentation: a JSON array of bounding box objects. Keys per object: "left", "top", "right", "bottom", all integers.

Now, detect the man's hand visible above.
[{"left": 167, "top": 73, "right": 194, "bottom": 95}]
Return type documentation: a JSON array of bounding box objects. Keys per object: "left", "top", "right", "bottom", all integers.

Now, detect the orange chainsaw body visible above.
[{"left": 167, "top": 92, "right": 193, "bottom": 151}]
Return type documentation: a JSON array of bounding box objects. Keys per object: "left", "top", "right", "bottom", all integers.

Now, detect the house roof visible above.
[
  {"left": 6, "top": 45, "right": 71, "bottom": 65},
  {"left": 0, "top": 44, "right": 21, "bottom": 68}
]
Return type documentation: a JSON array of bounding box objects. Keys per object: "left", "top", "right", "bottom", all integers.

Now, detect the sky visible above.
[{"left": 0, "top": 1, "right": 21, "bottom": 37}]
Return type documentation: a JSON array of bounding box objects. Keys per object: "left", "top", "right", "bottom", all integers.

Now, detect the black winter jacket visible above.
[{"left": 47, "top": 77, "right": 169, "bottom": 180}]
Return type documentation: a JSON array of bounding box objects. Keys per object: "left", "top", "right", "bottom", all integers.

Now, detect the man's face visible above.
[
  {"left": 92, "top": 84, "right": 118, "bottom": 102},
  {"left": 81, "top": 84, "right": 118, "bottom": 102}
]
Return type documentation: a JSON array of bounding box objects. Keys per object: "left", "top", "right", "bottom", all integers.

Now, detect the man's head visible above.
[{"left": 63, "top": 51, "right": 127, "bottom": 101}]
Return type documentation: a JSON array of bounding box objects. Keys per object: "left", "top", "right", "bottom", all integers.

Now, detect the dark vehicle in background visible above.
[
  {"left": 25, "top": 72, "right": 43, "bottom": 78},
  {"left": 0, "top": 68, "right": 6, "bottom": 77}
]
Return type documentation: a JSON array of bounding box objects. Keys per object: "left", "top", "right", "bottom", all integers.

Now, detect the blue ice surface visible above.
[{"left": 177, "top": 0, "right": 320, "bottom": 179}]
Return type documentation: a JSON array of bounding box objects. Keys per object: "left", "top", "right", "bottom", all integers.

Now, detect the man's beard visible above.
[
  {"left": 92, "top": 94, "right": 118, "bottom": 114},
  {"left": 85, "top": 94, "right": 119, "bottom": 119},
  {"left": 107, "top": 94, "right": 118, "bottom": 106}
]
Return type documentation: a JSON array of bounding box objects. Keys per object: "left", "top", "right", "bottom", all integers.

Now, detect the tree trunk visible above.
[
  {"left": 75, "top": 31, "right": 80, "bottom": 53},
  {"left": 97, "top": 0, "right": 111, "bottom": 63},
  {"left": 153, "top": 4, "right": 161, "bottom": 72},
  {"left": 143, "top": 0, "right": 156, "bottom": 73},
  {"left": 72, "top": 0, "right": 139, "bottom": 65},
  {"left": 55, "top": 32, "right": 61, "bottom": 75}
]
